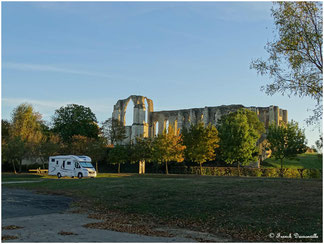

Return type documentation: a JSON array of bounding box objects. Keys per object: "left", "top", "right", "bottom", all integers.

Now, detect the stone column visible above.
[
  {"left": 189, "top": 109, "right": 196, "bottom": 125},
  {"left": 158, "top": 117, "right": 165, "bottom": 135},
  {"left": 203, "top": 107, "right": 209, "bottom": 125},
  {"left": 269, "top": 106, "right": 274, "bottom": 125},
  {"left": 177, "top": 112, "right": 184, "bottom": 132},
  {"left": 283, "top": 110, "right": 288, "bottom": 124},
  {"left": 274, "top": 106, "right": 279, "bottom": 126},
  {"left": 169, "top": 116, "right": 178, "bottom": 133}
]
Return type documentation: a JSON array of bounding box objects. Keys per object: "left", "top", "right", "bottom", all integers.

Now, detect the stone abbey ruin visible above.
[{"left": 112, "top": 95, "right": 288, "bottom": 146}]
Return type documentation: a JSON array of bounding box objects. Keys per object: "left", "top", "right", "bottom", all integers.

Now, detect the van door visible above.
[
  {"left": 65, "top": 161, "right": 74, "bottom": 176},
  {"left": 74, "top": 161, "right": 81, "bottom": 176}
]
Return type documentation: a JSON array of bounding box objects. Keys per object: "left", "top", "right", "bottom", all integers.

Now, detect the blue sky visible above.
[{"left": 2, "top": 1, "right": 322, "bottom": 146}]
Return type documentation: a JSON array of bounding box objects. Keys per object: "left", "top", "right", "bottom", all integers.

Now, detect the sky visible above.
[{"left": 1, "top": 1, "right": 322, "bottom": 147}]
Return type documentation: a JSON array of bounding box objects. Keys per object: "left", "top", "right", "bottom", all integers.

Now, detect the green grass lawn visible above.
[
  {"left": 262, "top": 153, "right": 322, "bottom": 169},
  {"left": 2, "top": 173, "right": 322, "bottom": 242}
]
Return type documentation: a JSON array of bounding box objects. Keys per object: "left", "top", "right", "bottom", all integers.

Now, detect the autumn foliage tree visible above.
[
  {"left": 152, "top": 125, "right": 186, "bottom": 174},
  {"left": 9, "top": 103, "right": 45, "bottom": 172}
]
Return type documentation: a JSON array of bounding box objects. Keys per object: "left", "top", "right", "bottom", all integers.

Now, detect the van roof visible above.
[{"left": 50, "top": 155, "right": 91, "bottom": 162}]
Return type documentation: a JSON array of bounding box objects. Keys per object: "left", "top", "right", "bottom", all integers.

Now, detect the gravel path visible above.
[{"left": 2, "top": 187, "right": 194, "bottom": 242}]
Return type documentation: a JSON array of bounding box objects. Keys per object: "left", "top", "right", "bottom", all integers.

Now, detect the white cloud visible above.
[{"left": 3, "top": 62, "right": 114, "bottom": 78}]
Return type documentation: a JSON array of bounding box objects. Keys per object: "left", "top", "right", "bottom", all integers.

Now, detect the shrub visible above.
[
  {"left": 282, "top": 168, "right": 300, "bottom": 178},
  {"left": 304, "top": 169, "right": 322, "bottom": 179},
  {"left": 261, "top": 168, "right": 280, "bottom": 178},
  {"left": 168, "top": 166, "right": 321, "bottom": 179}
]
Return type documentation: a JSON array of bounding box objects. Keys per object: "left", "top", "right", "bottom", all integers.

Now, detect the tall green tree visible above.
[
  {"left": 52, "top": 104, "right": 99, "bottom": 142},
  {"left": 218, "top": 109, "right": 265, "bottom": 175},
  {"left": 9, "top": 104, "right": 45, "bottom": 172},
  {"left": 101, "top": 117, "right": 126, "bottom": 145},
  {"left": 182, "top": 122, "right": 219, "bottom": 174},
  {"left": 251, "top": 2, "right": 323, "bottom": 124},
  {"left": 152, "top": 125, "right": 186, "bottom": 174},
  {"left": 2, "top": 136, "right": 27, "bottom": 174},
  {"left": 267, "top": 121, "right": 307, "bottom": 174},
  {"left": 108, "top": 144, "right": 130, "bottom": 173},
  {"left": 131, "top": 137, "right": 153, "bottom": 174}
]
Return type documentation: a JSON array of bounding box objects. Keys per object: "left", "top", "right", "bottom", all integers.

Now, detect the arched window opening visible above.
[
  {"left": 125, "top": 99, "right": 134, "bottom": 126},
  {"left": 155, "top": 122, "right": 159, "bottom": 136},
  {"left": 145, "top": 99, "right": 149, "bottom": 124},
  {"left": 165, "top": 120, "right": 169, "bottom": 133}
]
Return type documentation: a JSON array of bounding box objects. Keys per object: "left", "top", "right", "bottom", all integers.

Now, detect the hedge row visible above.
[{"left": 169, "top": 166, "right": 322, "bottom": 179}]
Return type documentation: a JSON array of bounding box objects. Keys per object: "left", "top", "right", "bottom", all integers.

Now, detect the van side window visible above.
[
  {"left": 67, "top": 161, "right": 71, "bottom": 165},
  {"left": 62, "top": 161, "right": 65, "bottom": 168},
  {"left": 75, "top": 162, "right": 80, "bottom": 168},
  {"left": 56, "top": 161, "right": 58, "bottom": 165}
]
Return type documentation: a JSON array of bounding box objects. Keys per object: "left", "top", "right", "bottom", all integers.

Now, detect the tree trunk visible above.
[
  {"left": 139, "top": 160, "right": 145, "bottom": 174},
  {"left": 237, "top": 162, "right": 240, "bottom": 177},
  {"left": 200, "top": 163, "right": 203, "bottom": 175},
  {"left": 165, "top": 161, "right": 169, "bottom": 175},
  {"left": 118, "top": 163, "right": 121, "bottom": 174},
  {"left": 280, "top": 158, "right": 283, "bottom": 177},
  {"left": 41, "top": 158, "right": 46, "bottom": 169},
  {"left": 19, "top": 159, "right": 22, "bottom": 173},
  {"left": 12, "top": 160, "right": 17, "bottom": 174}
]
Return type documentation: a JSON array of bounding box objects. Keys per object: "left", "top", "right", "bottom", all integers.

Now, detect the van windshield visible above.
[{"left": 79, "top": 162, "right": 94, "bottom": 168}]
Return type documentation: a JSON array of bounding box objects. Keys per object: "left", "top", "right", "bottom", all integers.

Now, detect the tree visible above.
[
  {"left": 52, "top": 104, "right": 99, "bottom": 142},
  {"left": 1, "top": 119, "right": 11, "bottom": 142},
  {"left": 108, "top": 144, "right": 130, "bottom": 173},
  {"left": 152, "top": 125, "right": 186, "bottom": 174},
  {"left": 131, "top": 137, "right": 153, "bottom": 174},
  {"left": 251, "top": 2, "right": 323, "bottom": 124},
  {"left": 182, "top": 122, "right": 219, "bottom": 174},
  {"left": 315, "top": 135, "right": 323, "bottom": 152},
  {"left": 2, "top": 136, "right": 27, "bottom": 174},
  {"left": 217, "top": 109, "right": 265, "bottom": 175},
  {"left": 9, "top": 104, "right": 44, "bottom": 172},
  {"left": 34, "top": 133, "right": 62, "bottom": 169},
  {"left": 267, "top": 121, "right": 307, "bottom": 175},
  {"left": 101, "top": 117, "right": 126, "bottom": 145}
]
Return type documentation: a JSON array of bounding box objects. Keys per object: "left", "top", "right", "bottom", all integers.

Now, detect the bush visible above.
[
  {"left": 169, "top": 166, "right": 321, "bottom": 179},
  {"left": 304, "top": 169, "right": 322, "bottom": 179},
  {"left": 282, "top": 168, "right": 300, "bottom": 178},
  {"left": 261, "top": 168, "right": 280, "bottom": 178}
]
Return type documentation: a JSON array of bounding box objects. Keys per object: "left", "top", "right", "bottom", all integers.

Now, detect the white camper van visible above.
[{"left": 48, "top": 155, "right": 97, "bottom": 179}]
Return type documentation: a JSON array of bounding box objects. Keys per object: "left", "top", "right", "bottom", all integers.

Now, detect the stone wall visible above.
[
  {"left": 112, "top": 95, "right": 288, "bottom": 145},
  {"left": 151, "top": 105, "right": 287, "bottom": 135}
]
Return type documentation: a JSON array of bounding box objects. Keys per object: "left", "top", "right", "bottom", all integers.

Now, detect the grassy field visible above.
[
  {"left": 263, "top": 153, "right": 322, "bottom": 169},
  {"left": 2, "top": 173, "right": 322, "bottom": 242}
]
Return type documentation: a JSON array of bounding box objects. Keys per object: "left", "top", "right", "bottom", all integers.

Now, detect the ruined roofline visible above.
[{"left": 151, "top": 104, "right": 281, "bottom": 114}]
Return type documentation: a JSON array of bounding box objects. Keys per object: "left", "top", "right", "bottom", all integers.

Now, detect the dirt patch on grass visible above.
[
  {"left": 58, "top": 231, "right": 78, "bottom": 236},
  {"left": 2, "top": 235, "right": 18, "bottom": 241},
  {"left": 2, "top": 225, "right": 23, "bottom": 230},
  {"left": 84, "top": 211, "right": 173, "bottom": 238}
]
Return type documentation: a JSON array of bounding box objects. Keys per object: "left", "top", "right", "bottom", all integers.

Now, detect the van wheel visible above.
[
  {"left": 78, "top": 173, "right": 83, "bottom": 179},
  {"left": 57, "top": 173, "right": 62, "bottom": 179}
]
